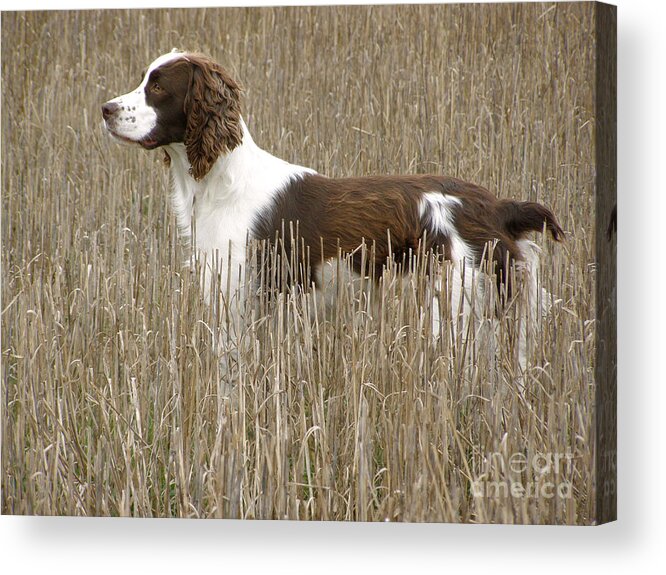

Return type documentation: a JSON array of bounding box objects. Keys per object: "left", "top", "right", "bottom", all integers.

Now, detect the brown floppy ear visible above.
[{"left": 183, "top": 55, "right": 242, "bottom": 181}]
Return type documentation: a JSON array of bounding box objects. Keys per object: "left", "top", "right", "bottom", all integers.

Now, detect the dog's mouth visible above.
[
  {"left": 105, "top": 125, "right": 159, "bottom": 150},
  {"left": 138, "top": 137, "right": 159, "bottom": 150}
]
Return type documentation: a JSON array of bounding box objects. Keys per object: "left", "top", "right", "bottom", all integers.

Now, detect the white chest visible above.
[{"left": 163, "top": 129, "right": 315, "bottom": 300}]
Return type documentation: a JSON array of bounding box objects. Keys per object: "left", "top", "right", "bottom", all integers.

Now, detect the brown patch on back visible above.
[
  {"left": 252, "top": 173, "right": 562, "bottom": 294},
  {"left": 253, "top": 174, "right": 446, "bottom": 285}
]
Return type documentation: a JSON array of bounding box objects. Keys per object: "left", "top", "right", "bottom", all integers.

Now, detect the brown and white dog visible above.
[{"left": 102, "top": 50, "right": 563, "bottom": 350}]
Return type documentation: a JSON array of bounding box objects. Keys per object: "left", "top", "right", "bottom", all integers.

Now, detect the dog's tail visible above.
[{"left": 496, "top": 199, "right": 564, "bottom": 242}]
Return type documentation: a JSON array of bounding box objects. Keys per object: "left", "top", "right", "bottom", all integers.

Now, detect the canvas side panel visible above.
[{"left": 594, "top": 0, "right": 617, "bottom": 525}]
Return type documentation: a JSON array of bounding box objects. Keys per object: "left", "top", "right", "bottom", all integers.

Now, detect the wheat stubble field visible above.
[{"left": 2, "top": 4, "right": 600, "bottom": 523}]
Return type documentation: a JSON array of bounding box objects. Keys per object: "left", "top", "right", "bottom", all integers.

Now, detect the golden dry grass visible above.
[{"left": 2, "top": 3, "right": 602, "bottom": 523}]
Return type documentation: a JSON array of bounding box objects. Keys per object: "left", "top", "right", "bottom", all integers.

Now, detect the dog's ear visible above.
[{"left": 183, "top": 56, "right": 242, "bottom": 181}]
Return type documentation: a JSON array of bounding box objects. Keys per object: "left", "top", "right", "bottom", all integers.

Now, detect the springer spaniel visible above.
[{"left": 102, "top": 50, "right": 563, "bottom": 347}]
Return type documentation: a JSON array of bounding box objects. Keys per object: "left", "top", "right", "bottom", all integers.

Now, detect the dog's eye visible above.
[{"left": 150, "top": 82, "right": 163, "bottom": 94}]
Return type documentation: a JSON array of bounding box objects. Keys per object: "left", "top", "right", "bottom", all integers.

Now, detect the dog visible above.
[{"left": 102, "top": 50, "right": 563, "bottom": 380}]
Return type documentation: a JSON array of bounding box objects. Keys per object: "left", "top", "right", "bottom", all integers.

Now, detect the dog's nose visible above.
[{"left": 102, "top": 102, "right": 120, "bottom": 120}]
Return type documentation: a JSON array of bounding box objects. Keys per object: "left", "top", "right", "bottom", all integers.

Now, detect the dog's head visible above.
[{"left": 102, "top": 50, "right": 242, "bottom": 180}]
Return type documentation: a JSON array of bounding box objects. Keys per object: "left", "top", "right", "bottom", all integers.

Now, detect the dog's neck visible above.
[{"left": 164, "top": 116, "right": 315, "bottom": 247}]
